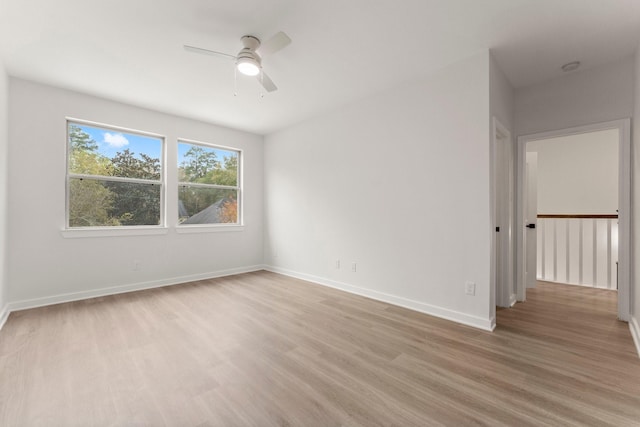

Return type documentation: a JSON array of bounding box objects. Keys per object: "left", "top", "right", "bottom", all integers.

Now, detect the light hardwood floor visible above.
[{"left": 1, "top": 272, "right": 639, "bottom": 426}]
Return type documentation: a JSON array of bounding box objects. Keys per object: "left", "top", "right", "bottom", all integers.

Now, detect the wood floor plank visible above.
[{"left": 1, "top": 272, "right": 639, "bottom": 426}]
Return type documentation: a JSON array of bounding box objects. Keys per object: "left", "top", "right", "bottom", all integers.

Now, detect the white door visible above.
[
  {"left": 493, "top": 119, "right": 514, "bottom": 307},
  {"left": 525, "top": 152, "right": 538, "bottom": 289}
]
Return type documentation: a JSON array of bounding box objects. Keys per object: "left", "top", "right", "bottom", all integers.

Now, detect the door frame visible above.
[
  {"left": 516, "top": 119, "right": 631, "bottom": 321},
  {"left": 524, "top": 151, "right": 538, "bottom": 291}
]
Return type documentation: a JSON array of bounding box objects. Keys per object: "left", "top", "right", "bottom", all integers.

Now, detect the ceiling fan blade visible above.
[
  {"left": 183, "top": 45, "right": 236, "bottom": 60},
  {"left": 257, "top": 71, "right": 278, "bottom": 92},
  {"left": 257, "top": 31, "right": 291, "bottom": 56}
]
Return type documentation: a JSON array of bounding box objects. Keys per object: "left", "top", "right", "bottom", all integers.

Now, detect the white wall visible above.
[
  {"left": 526, "top": 130, "right": 619, "bottom": 214},
  {"left": 0, "top": 63, "right": 8, "bottom": 325},
  {"left": 7, "top": 78, "right": 264, "bottom": 306},
  {"left": 264, "top": 52, "right": 493, "bottom": 330},
  {"left": 515, "top": 56, "right": 635, "bottom": 136}
]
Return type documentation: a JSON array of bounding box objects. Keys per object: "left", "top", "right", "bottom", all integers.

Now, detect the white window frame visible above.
[
  {"left": 176, "top": 138, "right": 243, "bottom": 230},
  {"left": 64, "top": 118, "right": 166, "bottom": 236}
]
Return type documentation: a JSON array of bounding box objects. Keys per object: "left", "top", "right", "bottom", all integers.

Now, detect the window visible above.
[
  {"left": 178, "top": 140, "right": 240, "bottom": 225},
  {"left": 66, "top": 120, "right": 164, "bottom": 228}
]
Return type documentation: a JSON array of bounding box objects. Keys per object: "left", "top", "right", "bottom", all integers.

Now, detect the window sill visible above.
[
  {"left": 61, "top": 227, "right": 169, "bottom": 238},
  {"left": 176, "top": 225, "right": 244, "bottom": 234}
]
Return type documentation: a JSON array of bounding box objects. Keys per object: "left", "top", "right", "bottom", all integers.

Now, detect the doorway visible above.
[{"left": 516, "top": 120, "right": 631, "bottom": 321}]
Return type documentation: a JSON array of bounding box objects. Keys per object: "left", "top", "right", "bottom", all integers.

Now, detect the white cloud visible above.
[{"left": 103, "top": 132, "right": 129, "bottom": 148}]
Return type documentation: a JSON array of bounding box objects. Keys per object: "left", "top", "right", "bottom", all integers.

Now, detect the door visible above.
[
  {"left": 493, "top": 118, "right": 514, "bottom": 307},
  {"left": 525, "top": 152, "right": 538, "bottom": 289}
]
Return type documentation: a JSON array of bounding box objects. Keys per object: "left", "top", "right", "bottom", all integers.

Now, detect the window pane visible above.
[
  {"left": 69, "top": 123, "right": 162, "bottom": 180},
  {"left": 178, "top": 187, "right": 238, "bottom": 224},
  {"left": 178, "top": 142, "right": 238, "bottom": 186},
  {"left": 69, "top": 178, "right": 161, "bottom": 227}
]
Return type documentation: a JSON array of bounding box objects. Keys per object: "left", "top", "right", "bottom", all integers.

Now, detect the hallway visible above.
[{"left": 496, "top": 281, "right": 639, "bottom": 425}]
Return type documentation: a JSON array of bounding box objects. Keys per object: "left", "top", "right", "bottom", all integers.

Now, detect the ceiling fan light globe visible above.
[{"left": 237, "top": 59, "right": 261, "bottom": 76}]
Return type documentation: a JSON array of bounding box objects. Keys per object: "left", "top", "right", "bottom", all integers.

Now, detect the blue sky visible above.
[{"left": 74, "top": 123, "right": 236, "bottom": 166}]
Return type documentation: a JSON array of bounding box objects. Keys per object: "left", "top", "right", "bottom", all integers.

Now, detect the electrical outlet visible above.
[
  {"left": 465, "top": 281, "right": 476, "bottom": 296},
  {"left": 133, "top": 259, "right": 141, "bottom": 271},
  {"left": 335, "top": 260, "right": 340, "bottom": 269},
  {"left": 351, "top": 262, "right": 357, "bottom": 272}
]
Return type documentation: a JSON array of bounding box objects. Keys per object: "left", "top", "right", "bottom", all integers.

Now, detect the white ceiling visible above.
[{"left": 1, "top": 0, "right": 639, "bottom": 135}]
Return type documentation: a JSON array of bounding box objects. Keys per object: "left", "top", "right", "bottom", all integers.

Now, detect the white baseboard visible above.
[
  {"left": 630, "top": 315, "right": 640, "bottom": 359},
  {"left": 5, "top": 265, "right": 266, "bottom": 314},
  {"left": 0, "top": 303, "right": 9, "bottom": 331},
  {"left": 265, "top": 265, "right": 495, "bottom": 332},
  {"left": 509, "top": 293, "right": 517, "bottom": 307}
]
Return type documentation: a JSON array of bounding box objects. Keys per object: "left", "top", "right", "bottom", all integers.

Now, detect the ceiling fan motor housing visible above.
[
  {"left": 237, "top": 48, "right": 261, "bottom": 65},
  {"left": 236, "top": 35, "right": 262, "bottom": 73}
]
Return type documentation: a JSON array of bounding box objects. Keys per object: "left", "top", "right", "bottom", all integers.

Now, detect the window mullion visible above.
[
  {"left": 177, "top": 182, "right": 238, "bottom": 190},
  {"left": 69, "top": 173, "right": 161, "bottom": 186}
]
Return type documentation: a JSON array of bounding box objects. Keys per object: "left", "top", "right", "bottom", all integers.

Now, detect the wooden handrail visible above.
[{"left": 537, "top": 214, "right": 618, "bottom": 219}]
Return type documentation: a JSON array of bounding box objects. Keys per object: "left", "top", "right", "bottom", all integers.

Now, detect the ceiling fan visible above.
[{"left": 184, "top": 31, "right": 291, "bottom": 93}]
